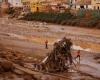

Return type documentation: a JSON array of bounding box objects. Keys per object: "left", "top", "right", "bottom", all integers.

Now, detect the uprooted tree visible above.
[{"left": 41, "top": 37, "right": 73, "bottom": 72}]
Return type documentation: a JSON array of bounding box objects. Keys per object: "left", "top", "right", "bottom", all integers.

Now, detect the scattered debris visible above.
[
  {"left": 0, "top": 45, "right": 39, "bottom": 80},
  {"left": 40, "top": 37, "right": 73, "bottom": 72}
]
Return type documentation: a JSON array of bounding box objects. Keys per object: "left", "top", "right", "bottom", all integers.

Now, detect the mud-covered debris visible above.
[
  {"left": 24, "top": 74, "right": 38, "bottom": 80},
  {"left": 14, "top": 69, "right": 25, "bottom": 75},
  {"left": 41, "top": 37, "right": 73, "bottom": 72},
  {"left": 94, "top": 54, "right": 100, "bottom": 60},
  {"left": 0, "top": 61, "right": 14, "bottom": 72}
]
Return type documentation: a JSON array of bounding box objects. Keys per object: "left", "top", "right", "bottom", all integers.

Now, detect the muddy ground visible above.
[{"left": 0, "top": 17, "right": 100, "bottom": 80}]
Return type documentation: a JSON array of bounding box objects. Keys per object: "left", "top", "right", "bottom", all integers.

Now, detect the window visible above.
[
  {"left": 86, "top": 5, "right": 88, "bottom": 9},
  {"left": 98, "top": 6, "right": 99, "bottom": 10},
  {"left": 75, "top": 5, "right": 76, "bottom": 9},
  {"left": 94, "top": 6, "right": 96, "bottom": 9},
  {"left": 80, "top": 6, "right": 84, "bottom": 9}
]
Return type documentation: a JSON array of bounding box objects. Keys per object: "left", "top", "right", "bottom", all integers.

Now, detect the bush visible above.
[
  {"left": 23, "top": 12, "right": 73, "bottom": 23},
  {"left": 91, "top": 10, "right": 100, "bottom": 20},
  {"left": 60, "top": 20, "right": 67, "bottom": 25},
  {"left": 84, "top": 19, "right": 97, "bottom": 28},
  {"left": 76, "top": 9, "right": 86, "bottom": 18},
  {"left": 6, "top": 7, "right": 15, "bottom": 15},
  {"left": 22, "top": 11, "right": 100, "bottom": 29}
]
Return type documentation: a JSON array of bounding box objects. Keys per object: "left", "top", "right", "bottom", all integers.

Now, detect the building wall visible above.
[
  {"left": 22, "top": 0, "right": 69, "bottom": 12},
  {"left": 72, "top": 0, "right": 93, "bottom": 10},
  {"left": 30, "top": 2, "right": 51, "bottom": 12},
  {"left": 91, "top": 0, "right": 100, "bottom": 10},
  {"left": 8, "top": 0, "right": 22, "bottom": 7},
  {"left": 22, "top": 0, "right": 49, "bottom": 12},
  {"left": 22, "top": 0, "right": 100, "bottom": 12}
]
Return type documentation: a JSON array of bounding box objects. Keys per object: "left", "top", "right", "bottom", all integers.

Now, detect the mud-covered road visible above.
[{"left": 0, "top": 17, "right": 100, "bottom": 80}]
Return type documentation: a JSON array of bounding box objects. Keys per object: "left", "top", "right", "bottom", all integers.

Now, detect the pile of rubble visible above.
[{"left": 41, "top": 37, "right": 73, "bottom": 72}]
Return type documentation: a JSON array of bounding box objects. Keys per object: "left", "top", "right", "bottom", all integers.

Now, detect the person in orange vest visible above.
[
  {"left": 45, "top": 40, "right": 48, "bottom": 49},
  {"left": 75, "top": 50, "right": 80, "bottom": 62}
]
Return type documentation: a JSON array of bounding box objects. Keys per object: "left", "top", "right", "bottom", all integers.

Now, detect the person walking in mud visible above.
[
  {"left": 45, "top": 40, "right": 48, "bottom": 49},
  {"left": 75, "top": 50, "right": 80, "bottom": 63}
]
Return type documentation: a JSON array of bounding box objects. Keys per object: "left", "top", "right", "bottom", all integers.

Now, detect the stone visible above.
[
  {"left": 14, "top": 69, "right": 25, "bottom": 75},
  {"left": 0, "top": 61, "right": 14, "bottom": 72}
]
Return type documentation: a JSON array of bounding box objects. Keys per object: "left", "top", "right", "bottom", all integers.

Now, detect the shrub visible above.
[
  {"left": 23, "top": 12, "right": 73, "bottom": 23},
  {"left": 91, "top": 10, "right": 100, "bottom": 20},
  {"left": 85, "top": 19, "right": 97, "bottom": 28},
  {"left": 22, "top": 11, "right": 100, "bottom": 29},
  {"left": 6, "top": 7, "right": 15, "bottom": 15},
  {"left": 76, "top": 9, "right": 86, "bottom": 18},
  {"left": 60, "top": 20, "right": 67, "bottom": 25}
]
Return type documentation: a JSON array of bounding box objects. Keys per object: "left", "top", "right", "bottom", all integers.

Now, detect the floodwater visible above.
[{"left": 0, "top": 17, "right": 100, "bottom": 80}]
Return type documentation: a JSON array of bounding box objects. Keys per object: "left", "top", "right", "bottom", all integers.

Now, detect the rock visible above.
[
  {"left": 14, "top": 60, "right": 24, "bottom": 66},
  {"left": 0, "top": 78, "right": 4, "bottom": 80},
  {"left": 97, "top": 59, "right": 100, "bottom": 63},
  {"left": 12, "top": 78, "right": 24, "bottom": 80},
  {"left": 94, "top": 54, "right": 100, "bottom": 60},
  {"left": 41, "top": 75, "right": 49, "bottom": 80},
  {"left": 0, "top": 61, "right": 14, "bottom": 72},
  {"left": 14, "top": 69, "right": 25, "bottom": 75},
  {"left": 0, "top": 65, "right": 4, "bottom": 73},
  {"left": 24, "top": 74, "right": 37, "bottom": 80}
]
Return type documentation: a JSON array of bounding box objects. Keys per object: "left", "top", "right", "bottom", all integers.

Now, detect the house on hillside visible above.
[
  {"left": 48, "top": 0, "right": 70, "bottom": 12},
  {"left": 8, "top": 0, "right": 23, "bottom": 8},
  {"left": 91, "top": 0, "right": 100, "bottom": 10},
  {"left": 71, "top": 0, "right": 91, "bottom": 9},
  {"left": 72, "top": 0, "right": 100, "bottom": 10},
  {"left": 21, "top": 0, "right": 100, "bottom": 13},
  {"left": 30, "top": 1, "right": 52, "bottom": 12},
  {"left": 21, "top": 0, "right": 30, "bottom": 13},
  {"left": 22, "top": 0, "right": 70, "bottom": 13},
  {"left": 22, "top": 0, "right": 51, "bottom": 12},
  {"left": 71, "top": 0, "right": 92, "bottom": 10}
]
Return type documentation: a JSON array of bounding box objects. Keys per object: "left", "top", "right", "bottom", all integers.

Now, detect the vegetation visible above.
[
  {"left": 77, "top": 9, "right": 86, "bottom": 18},
  {"left": 22, "top": 12, "right": 74, "bottom": 23},
  {"left": 6, "top": 7, "right": 15, "bottom": 15},
  {"left": 22, "top": 10, "right": 100, "bottom": 29},
  {"left": 92, "top": 10, "right": 100, "bottom": 20}
]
